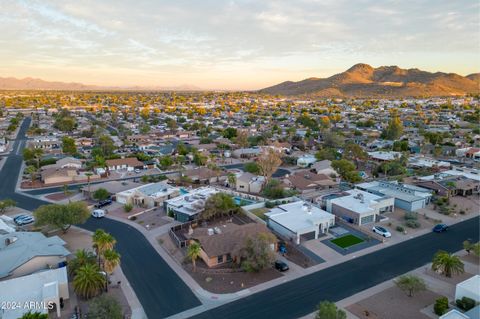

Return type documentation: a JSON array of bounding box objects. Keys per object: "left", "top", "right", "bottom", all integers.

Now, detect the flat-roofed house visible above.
[
  {"left": 164, "top": 187, "right": 219, "bottom": 222},
  {"left": 116, "top": 182, "right": 181, "bottom": 208},
  {"left": 106, "top": 157, "right": 145, "bottom": 172},
  {"left": 325, "top": 189, "right": 394, "bottom": 225},
  {"left": 265, "top": 201, "right": 335, "bottom": 244}
]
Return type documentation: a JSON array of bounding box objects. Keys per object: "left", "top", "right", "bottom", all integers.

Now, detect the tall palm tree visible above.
[
  {"left": 187, "top": 241, "right": 202, "bottom": 272},
  {"left": 85, "top": 172, "right": 93, "bottom": 199},
  {"left": 103, "top": 249, "right": 121, "bottom": 274},
  {"left": 68, "top": 249, "right": 96, "bottom": 277},
  {"left": 92, "top": 229, "right": 116, "bottom": 258},
  {"left": 73, "top": 263, "right": 106, "bottom": 299},
  {"left": 25, "top": 165, "right": 37, "bottom": 185},
  {"left": 432, "top": 251, "right": 465, "bottom": 278}
]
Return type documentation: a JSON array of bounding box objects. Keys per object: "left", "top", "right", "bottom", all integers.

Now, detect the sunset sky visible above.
[{"left": 1, "top": 0, "right": 479, "bottom": 90}]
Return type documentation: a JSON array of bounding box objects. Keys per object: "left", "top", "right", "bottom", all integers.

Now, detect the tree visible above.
[
  {"left": 257, "top": 148, "right": 282, "bottom": 184},
  {"left": 34, "top": 201, "right": 90, "bottom": 233},
  {"left": 331, "top": 159, "right": 361, "bottom": 183},
  {"left": 315, "top": 301, "right": 347, "bottom": 319},
  {"left": 68, "top": 249, "right": 96, "bottom": 276},
  {"left": 434, "top": 296, "right": 449, "bottom": 316},
  {"left": 241, "top": 232, "right": 276, "bottom": 272},
  {"left": 87, "top": 295, "right": 123, "bottom": 319},
  {"left": 187, "top": 241, "right": 202, "bottom": 272},
  {"left": 0, "top": 198, "right": 16, "bottom": 213},
  {"left": 103, "top": 249, "right": 121, "bottom": 274},
  {"left": 343, "top": 143, "right": 368, "bottom": 168},
  {"left": 25, "top": 165, "right": 38, "bottom": 184},
  {"left": 235, "top": 130, "right": 249, "bottom": 148},
  {"left": 62, "top": 136, "right": 77, "bottom": 155},
  {"left": 73, "top": 263, "right": 106, "bottom": 299},
  {"left": 19, "top": 312, "right": 48, "bottom": 319},
  {"left": 382, "top": 113, "right": 404, "bottom": 140},
  {"left": 54, "top": 114, "right": 76, "bottom": 132},
  {"left": 200, "top": 193, "right": 238, "bottom": 220},
  {"left": 463, "top": 240, "right": 480, "bottom": 256},
  {"left": 322, "top": 132, "right": 344, "bottom": 148},
  {"left": 227, "top": 173, "right": 236, "bottom": 187},
  {"left": 315, "top": 148, "right": 339, "bottom": 161},
  {"left": 193, "top": 152, "right": 207, "bottom": 166},
  {"left": 222, "top": 127, "right": 237, "bottom": 139},
  {"left": 97, "top": 135, "right": 116, "bottom": 157},
  {"left": 432, "top": 251, "right": 465, "bottom": 278},
  {"left": 159, "top": 155, "right": 174, "bottom": 169},
  {"left": 262, "top": 179, "right": 285, "bottom": 199},
  {"left": 244, "top": 162, "right": 260, "bottom": 174},
  {"left": 23, "top": 147, "right": 43, "bottom": 168},
  {"left": 93, "top": 188, "right": 110, "bottom": 201},
  {"left": 92, "top": 229, "right": 117, "bottom": 264},
  {"left": 395, "top": 275, "right": 427, "bottom": 297}
]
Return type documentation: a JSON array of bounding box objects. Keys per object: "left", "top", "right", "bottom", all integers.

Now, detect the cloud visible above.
[{"left": 0, "top": 0, "right": 478, "bottom": 89}]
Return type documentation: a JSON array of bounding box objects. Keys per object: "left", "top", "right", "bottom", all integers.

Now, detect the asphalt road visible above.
[
  {"left": 191, "top": 217, "right": 479, "bottom": 319},
  {"left": 0, "top": 118, "right": 201, "bottom": 318}
]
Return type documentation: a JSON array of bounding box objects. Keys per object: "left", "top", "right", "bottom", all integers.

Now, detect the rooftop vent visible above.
[{"left": 207, "top": 228, "right": 214, "bottom": 236}]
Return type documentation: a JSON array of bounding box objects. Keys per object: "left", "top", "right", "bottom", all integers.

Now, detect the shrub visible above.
[
  {"left": 130, "top": 216, "right": 137, "bottom": 221},
  {"left": 124, "top": 203, "right": 133, "bottom": 213},
  {"left": 396, "top": 225, "right": 405, "bottom": 232},
  {"left": 405, "top": 212, "right": 418, "bottom": 220},
  {"left": 405, "top": 220, "right": 421, "bottom": 228},
  {"left": 434, "top": 297, "right": 449, "bottom": 315},
  {"left": 265, "top": 201, "right": 276, "bottom": 208},
  {"left": 456, "top": 297, "right": 476, "bottom": 311},
  {"left": 459, "top": 210, "right": 465, "bottom": 215}
]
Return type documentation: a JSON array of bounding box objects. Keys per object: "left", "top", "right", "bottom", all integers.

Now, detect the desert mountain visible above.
[
  {"left": 0, "top": 76, "right": 201, "bottom": 91},
  {"left": 260, "top": 64, "right": 480, "bottom": 97}
]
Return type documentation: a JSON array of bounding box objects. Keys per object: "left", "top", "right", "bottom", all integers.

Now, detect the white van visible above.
[{"left": 91, "top": 209, "right": 106, "bottom": 218}]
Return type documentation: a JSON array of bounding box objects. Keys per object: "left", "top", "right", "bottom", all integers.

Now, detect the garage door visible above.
[
  {"left": 300, "top": 231, "right": 316, "bottom": 241},
  {"left": 360, "top": 215, "right": 375, "bottom": 225}
]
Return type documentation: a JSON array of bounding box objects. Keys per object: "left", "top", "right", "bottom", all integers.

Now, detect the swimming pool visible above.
[
  {"left": 233, "top": 197, "right": 255, "bottom": 206},
  {"left": 180, "top": 188, "right": 189, "bottom": 195}
]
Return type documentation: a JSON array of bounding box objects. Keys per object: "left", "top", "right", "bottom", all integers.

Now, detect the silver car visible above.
[{"left": 372, "top": 226, "right": 391, "bottom": 238}]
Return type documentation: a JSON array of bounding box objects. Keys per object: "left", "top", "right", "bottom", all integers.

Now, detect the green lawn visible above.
[{"left": 330, "top": 234, "right": 364, "bottom": 248}]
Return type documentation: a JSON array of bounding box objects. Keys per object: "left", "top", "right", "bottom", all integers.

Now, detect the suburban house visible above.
[
  {"left": 416, "top": 176, "right": 479, "bottom": 197},
  {"left": 187, "top": 222, "right": 274, "bottom": 267},
  {"left": 310, "top": 160, "right": 338, "bottom": 177},
  {"left": 324, "top": 189, "right": 395, "bottom": 225},
  {"left": 0, "top": 267, "right": 69, "bottom": 319},
  {"left": 356, "top": 181, "right": 432, "bottom": 212},
  {"left": 106, "top": 157, "right": 145, "bottom": 172},
  {"left": 81, "top": 180, "right": 143, "bottom": 199},
  {"left": 283, "top": 171, "right": 338, "bottom": 194},
  {"left": 232, "top": 147, "right": 262, "bottom": 159},
  {"left": 182, "top": 167, "right": 227, "bottom": 184},
  {"left": 265, "top": 201, "right": 335, "bottom": 244},
  {"left": 455, "top": 275, "right": 480, "bottom": 303},
  {"left": 235, "top": 172, "right": 265, "bottom": 194},
  {"left": 42, "top": 157, "right": 82, "bottom": 170},
  {"left": 164, "top": 187, "right": 219, "bottom": 222},
  {"left": 368, "top": 151, "right": 402, "bottom": 162},
  {"left": 116, "top": 182, "right": 181, "bottom": 208},
  {"left": 0, "top": 232, "right": 70, "bottom": 280}
]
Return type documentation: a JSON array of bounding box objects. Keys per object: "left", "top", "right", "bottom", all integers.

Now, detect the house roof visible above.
[
  {"left": 0, "top": 232, "right": 70, "bottom": 278},
  {"left": 285, "top": 171, "right": 337, "bottom": 190},
  {"left": 106, "top": 157, "right": 144, "bottom": 167},
  {"left": 266, "top": 201, "right": 335, "bottom": 234},
  {"left": 81, "top": 180, "right": 142, "bottom": 194}
]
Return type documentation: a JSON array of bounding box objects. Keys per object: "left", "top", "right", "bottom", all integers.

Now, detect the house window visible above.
[
  {"left": 217, "top": 255, "right": 224, "bottom": 264},
  {"left": 226, "top": 254, "right": 232, "bottom": 262}
]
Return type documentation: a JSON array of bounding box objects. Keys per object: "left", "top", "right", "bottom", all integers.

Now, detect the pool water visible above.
[{"left": 233, "top": 197, "right": 255, "bottom": 206}]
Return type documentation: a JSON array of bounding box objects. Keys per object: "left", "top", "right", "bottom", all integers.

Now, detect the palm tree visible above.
[
  {"left": 73, "top": 263, "right": 106, "bottom": 299},
  {"left": 187, "top": 241, "right": 202, "bottom": 272},
  {"left": 68, "top": 249, "right": 96, "bottom": 277},
  {"left": 92, "top": 229, "right": 116, "bottom": 261},
  {"left": 85, "top": 172, "right": 93, "bottom": 199},
  {"left": 25, "top": 165, "right": 37, "bottom": 185},
  {"left": 103, "top": 249, "right": 121, "bottom": 274},
  {"left": 432, "top": 251, "right": 465, "bottom": 278}
]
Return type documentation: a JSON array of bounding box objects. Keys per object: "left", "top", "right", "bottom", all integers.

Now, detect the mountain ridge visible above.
[{"left": 260, "top": 64, "right": 480, "bottom": 97}]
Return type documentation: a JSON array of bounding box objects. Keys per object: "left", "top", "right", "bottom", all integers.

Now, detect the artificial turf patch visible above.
[{"left": 330, "top": 234, "right": 364, "bottom": 248}]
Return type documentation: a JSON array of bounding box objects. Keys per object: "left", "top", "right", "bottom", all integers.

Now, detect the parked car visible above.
[
  {"left": 13, "top": 214, "right": 30, "bottom": 222},
  {"left": 94, "top": 199, "right": 112, "bottom": 208},
  {"left": 372, "top": 226, "right": 391, "bottom": 238},
  {"left": 91, "top": 209, "right": 106, "bottom": 218},
  {"left": 433, "top": 224, "right": 448, "bottom": 233},
  {"left": 15, "top": 216, "right": 35, "bottom": 225},
  {"left": 274, "top": 260, "right": 289, "bottom": 272},
  {"left": 134, "top": 169, "right": 141, "bottom": 173}
]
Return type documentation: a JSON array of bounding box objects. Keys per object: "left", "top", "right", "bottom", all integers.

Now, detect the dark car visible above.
[
  {"left": 94, "top": 199, "right": 112, "bottom": 208},
  {"left": 274, "top": 261, "right": 289, "bottom": 272},
  {"left": 433, "top": 224, "right": 449, "bottom": 233}
]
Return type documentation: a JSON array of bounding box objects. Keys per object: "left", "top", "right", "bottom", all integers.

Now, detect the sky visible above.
[{"left": 0, "top": 0, "right": 479, "bottom": 90}]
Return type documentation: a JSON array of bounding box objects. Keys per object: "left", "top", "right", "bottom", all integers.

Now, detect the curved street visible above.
[{"left": 1, "top": 118, "right": 478, "bottom": 319}]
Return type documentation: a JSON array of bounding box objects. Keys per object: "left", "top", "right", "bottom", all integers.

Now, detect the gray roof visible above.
[{"left": 0, "top": 232, "right": 70, "bottom": 278}]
